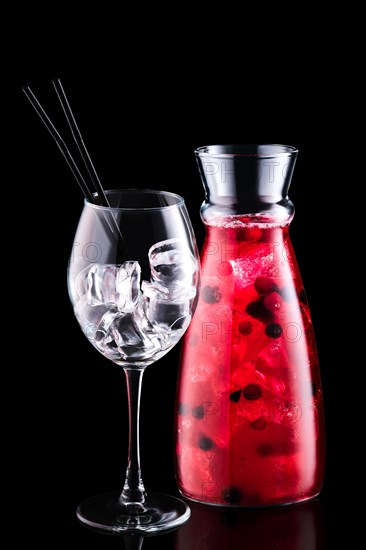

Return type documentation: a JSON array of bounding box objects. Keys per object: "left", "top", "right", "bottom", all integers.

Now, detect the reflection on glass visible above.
[{"left": 174, "top": 499, "right": 325, "bottom": 550}]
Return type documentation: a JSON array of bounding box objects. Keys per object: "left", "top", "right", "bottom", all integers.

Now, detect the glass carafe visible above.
[{"left": 175, "top": 144, "right": 325, "bottom": 507}]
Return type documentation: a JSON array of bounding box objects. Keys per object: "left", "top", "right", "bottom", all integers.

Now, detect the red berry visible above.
[
  {"left": 257, "top": 443, "right": 274, "bottom": 456},
  {"left": 243, "top": 384, "right": 262, "bottom": 400},
  {"left": 238, "top": 321, "right": 253, "bottom": 335},
  {"left": 250, "top": 417, "right": 268, "bottom": 430},
  {"left": 263, "top": 292, "right": 283, "bottom": 312},
  {"left": 217, "top": 261, "right": 233, "bottom": 276},
  {"left": 239, "top": 227, "right": 262, "bottom": 242},
  {"left": 254, "top": 277, "right": 278, "bottom": 295}
]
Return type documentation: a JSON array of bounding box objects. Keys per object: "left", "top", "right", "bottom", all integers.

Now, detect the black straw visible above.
[
  {"left": 22, "top": 85, "right": 96, "bottom": 203},
  {"left": 52, "top": 78, "right": 110, "bottom": 207},
  {"left": 22, "top": 80, "right": 130, "bottom": 259}
]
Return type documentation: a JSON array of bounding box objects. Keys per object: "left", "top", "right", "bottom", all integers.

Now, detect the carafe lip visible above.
[{"left": 195, "top": 144, "right": 298, "bottom": 158}]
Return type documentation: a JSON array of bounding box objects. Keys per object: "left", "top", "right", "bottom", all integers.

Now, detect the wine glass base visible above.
[{"left": 76, "top": 491, "right": 191, "bottom": 535}]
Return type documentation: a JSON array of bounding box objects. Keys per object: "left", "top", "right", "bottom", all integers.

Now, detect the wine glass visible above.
[{"left": 68, "top": 189, "right": 200, "bottom": 535}]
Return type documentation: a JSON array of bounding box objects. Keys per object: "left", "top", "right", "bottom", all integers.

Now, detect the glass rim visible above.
[
  {"left": 195, "top": 144, "right": 298, "bottom": 158},
  {"left": 85, "top": 189, "right": 185, "bottom": 212}
]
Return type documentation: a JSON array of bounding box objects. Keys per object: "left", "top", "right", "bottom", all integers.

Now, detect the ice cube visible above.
[
  {"left": 255, "top": 369, "right": 287, "bottom": 398},
  {"left": 141, "top": 274, "right": 195, "bottom": 349},
  {"left": 87, "top": 264, "right": 120, "bottom": 306},
  {"left": 148, "top": 238, "right": 197, "bottom": 288},
  {"left": 141, "top": 280, "right": 170, "bottom": 300},
  {"left": 94, "top": 307, "right": 120, "bottom": 339},
  {"left": 254, "top": 340, "right": 293, "bottom": 398},
  {"left": 141, "top": 283, "right": 192, "bottom": 349},
  {"left": 94, "top": 309, "right": 124, "bottom": 361},
  {"left": 145, "top": 296, "right": 191, "bottom": 328},
  {"left": 140, "top": 239, "right": 197, "bottom": 345},
  {"left": 142, "top": 281, "right": 195, "bottom": 328},
  {"left": 116, "top": 261, "right": 141, "bottom": 311},
  {"left": 74, "top": 294, "right": 111, "bottom": 340},
  {"left": 95, "top": 305, "right": 161, "bottom": 361},
  {"left": 85, "top": 261, "right": 142, "bottom": 312},
  {"left": 74, "top": 265, "right": 91, "bottom": 299},
  {"left": 233, "top": 253, "right": 275, "bottom": 287},
  {"left": 72, "top": 241, "right": 197, "bottom": 363}
]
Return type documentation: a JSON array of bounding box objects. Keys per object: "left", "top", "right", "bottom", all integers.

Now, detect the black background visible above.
[{"left": 12, "top": 21, "right": 351, "bottom": 549}]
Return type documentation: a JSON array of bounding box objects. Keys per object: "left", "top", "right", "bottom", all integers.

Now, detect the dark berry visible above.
[
  {"left": 250, "top": 417, "right": 268, "bottom": 430},
  {"left": 229, "top": 389, "right": 242, "bottom": 403},
  {"left": 245, "top": 299, "right": 273, "bottom": 322},
  {"left": 217, "top": 261, "right": 233, "bottom": 276},
  {"left": 222, "top": 487, "right": 242, "bottom": 504},
  {"left": 299, "top": 289, "right": 308, "bottom": 304},
  {"left": 265, "top": 323, "right": 283, "bottom": 338},
  {"left": 254, "top": 277, "right": 277, "bottom": 295},
  {"left": 192, "top": 405, "right": 205, "bottom": 419},
  {"left": 199, "top": 436, "right": 214, "bottom": 451},
  {"left": 201, "top": 285, "right": 221, "bottom": 304},
  {"left": 311, "top": 381, "right": 317, "bottom": 397},
  {"left": 257, "top": 443, "right": 274, "bottom": 456},
  {"left": 238, "top": 320, "right": 253, "bottom": 335},
  {"left": 178, "top": 402, "right": 189, "bottom": 416},
  {"left": 243, "top": 384, "right": 262, "bottom": 400}
]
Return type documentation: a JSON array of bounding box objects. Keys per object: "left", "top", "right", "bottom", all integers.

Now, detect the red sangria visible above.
[{"left": 175, "top": 145, "right": 325, "bottom": 507}]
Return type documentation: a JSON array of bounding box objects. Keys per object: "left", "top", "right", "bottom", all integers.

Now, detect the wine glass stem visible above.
[{"left": 119, "top": 367, "right": 146, "bottom": 509}]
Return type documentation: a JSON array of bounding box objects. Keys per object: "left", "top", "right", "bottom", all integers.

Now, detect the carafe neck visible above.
[{"left": 196, "top": 144, "right": 298, "bottom": 224}]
